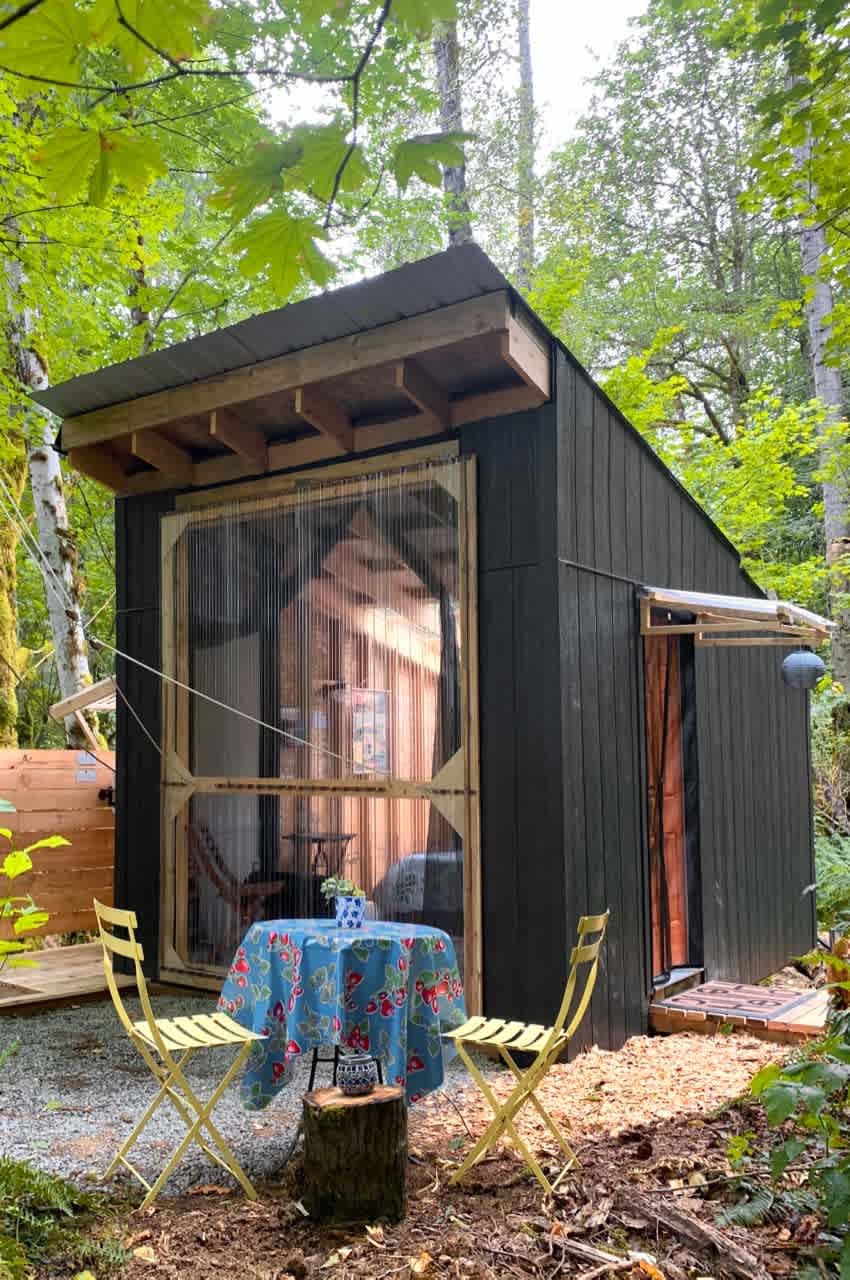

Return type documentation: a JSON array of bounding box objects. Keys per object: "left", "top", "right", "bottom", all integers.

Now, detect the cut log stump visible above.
[{"left": 302, "top": 1085, "right": 407, "bottom": 1223}]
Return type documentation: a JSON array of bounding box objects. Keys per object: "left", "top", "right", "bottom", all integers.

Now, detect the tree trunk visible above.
[
  {"left": 302, "top": 1085, "right": 407, "bottom": 1222},
  {"left": 795, "top": 135, "right": 850, "bottom": 685},
  {"left": 0, "top": 455, "right": 25, "bottom": 748},
  {"left": 433, "top": 21, "right": 473, "bottom": 246},
  {"left": 4, "top": 253, "right": 94, "bottom": 748},
  {"left": 516, "top": 0, "right": 535, "bottom": 290}
]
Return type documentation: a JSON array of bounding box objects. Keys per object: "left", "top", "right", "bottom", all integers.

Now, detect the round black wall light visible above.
[{"left": 781, "top": 649, "right": 825, "bottom": 690}]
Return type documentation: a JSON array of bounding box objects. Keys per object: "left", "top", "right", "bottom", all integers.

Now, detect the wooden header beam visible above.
[
  {"left": 63, "top": 293, "right": 553, "bottom": 494},
  {"left": 62, "top": 291, "right": 515, "bottom": 451}
]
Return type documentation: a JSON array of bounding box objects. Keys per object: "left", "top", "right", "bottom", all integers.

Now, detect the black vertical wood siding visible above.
[
  {"left": 461, "top": 409, "right": 567, "bottom": 1026},
  {"left": 555, "top": 348, "right": 815, "bottom": 1047},
  {"left": 115, "top": 490, "right": 174, "bottom": 972},
  {"left": 113, "top": 337, "right": 815, "bottom": 1030}
]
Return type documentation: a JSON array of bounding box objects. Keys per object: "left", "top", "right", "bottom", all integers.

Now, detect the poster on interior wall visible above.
[{"left": 352, "top": 689, "right": 389, "bottom": 775}]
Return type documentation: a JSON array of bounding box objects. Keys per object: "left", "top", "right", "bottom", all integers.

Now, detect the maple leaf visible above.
[
  {"left": 234, "top": 211, "right": 333, "bottom": 297},
  {"left": 392, "top": 132, "right": 472, "bottom": 192}
]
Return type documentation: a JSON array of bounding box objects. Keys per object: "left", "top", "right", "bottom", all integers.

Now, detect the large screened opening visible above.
[{"left": 159, "top": 454, "right": 480, "bottom": 1002}]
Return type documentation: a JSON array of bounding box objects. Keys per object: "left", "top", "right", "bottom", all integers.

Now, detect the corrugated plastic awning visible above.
[{"left": 639, "top": 586, "right": 833, "bottom": 647}]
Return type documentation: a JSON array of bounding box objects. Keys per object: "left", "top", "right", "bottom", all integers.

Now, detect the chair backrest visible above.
[
  {"left": 93, "top": 899, "right": 168, "bottom": 1057},
  {"left": 547, "top": 910, "right": 610, "bottom": 1049}
]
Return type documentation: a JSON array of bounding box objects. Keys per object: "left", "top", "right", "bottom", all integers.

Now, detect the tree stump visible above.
[{"left": 302, "top": 1086, "right": 407, "bottom": 1223}]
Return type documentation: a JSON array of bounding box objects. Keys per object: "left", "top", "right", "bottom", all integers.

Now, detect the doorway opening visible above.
[{"left": 644, "top": 626, "right": 702, "bottom": 984}]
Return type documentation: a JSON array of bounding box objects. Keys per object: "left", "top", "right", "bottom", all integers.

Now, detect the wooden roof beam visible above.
[
  {"left": 68, "top": 443, "right": 129, "bottom": 492},
  {"left": 131, "top": 430, "right": 193, "bottom": 482},
  {"left": 208, "top": 409, "right": 269, "bottom": 471},
  {"left": 294, "top": 386, "right": 353, "bottom": 453},
  {"left": 114, "top": 382, "right": 549, "bottom": 497},
  {"left": 394, "top": 359, "right": 451, "bottom": 427},
  {"left": 500, "top": 315, "right": 550, "bottom": 399},
  {"left": 61, "top": 291, "right": 513, "bottom": 450}
]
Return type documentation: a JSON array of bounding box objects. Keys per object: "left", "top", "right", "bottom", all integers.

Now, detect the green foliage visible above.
[
  {"left": 1, "top": 0, "right": 463, "bottom": 303},
  {"left": 320, "top": 876, "right": 366, "bottom": 901},
  {"left": 392, "top": 131, "right": 471, "bottom": 191},
  {"left": 733, "top": 1009, "right": 850, "bottom": 1271},
  {"left": 0, "top": 1158, "right": 123, "bottom": 1280},
  {"left": 0, "top": 801, "right": 66, "bottom": 970},
  {"left": 811, "top": 834, "right": 850, "bottom": 935},
  {"left": 533, "top": 0, "right": 834, "bottom": 614}
]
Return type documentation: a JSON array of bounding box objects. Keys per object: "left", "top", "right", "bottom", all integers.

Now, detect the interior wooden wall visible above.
[{"left": 0, "top": 749, "right": 115, "bottom": 936}]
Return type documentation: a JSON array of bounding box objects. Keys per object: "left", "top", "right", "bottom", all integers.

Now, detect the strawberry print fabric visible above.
[{"left": 218, "top": 919, "right": 466, "bottom": 1107}]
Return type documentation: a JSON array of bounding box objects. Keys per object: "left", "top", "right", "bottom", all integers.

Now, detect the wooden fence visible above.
[{"left": 0, "top": 749, "right": 115, "bottom": 936}]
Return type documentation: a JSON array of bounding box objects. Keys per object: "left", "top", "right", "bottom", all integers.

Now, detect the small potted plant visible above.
[{"left": 321, "top": 876, "right": 367, "bottom": 929}]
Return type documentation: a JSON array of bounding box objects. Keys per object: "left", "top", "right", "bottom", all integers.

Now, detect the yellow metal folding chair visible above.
[
  {"left": 93, "top": 899, "right": 266, "bottom": 1208},
  {"left": 446, "top": 910, "right": 609, "bottom": 1195}
]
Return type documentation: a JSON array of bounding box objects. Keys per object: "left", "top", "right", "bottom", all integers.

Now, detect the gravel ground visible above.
[{"left": 0, "top": 995, "right": 496, "bottom": 1198}]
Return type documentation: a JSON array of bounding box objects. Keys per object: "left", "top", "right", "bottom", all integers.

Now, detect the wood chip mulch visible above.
[{"left": 49, "top": 1032, "right": 805, "bottom": 1280}]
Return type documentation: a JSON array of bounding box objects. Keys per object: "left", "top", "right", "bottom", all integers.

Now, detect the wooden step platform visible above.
[
  {"left": 650, "top": 979, "right": 830, "bottom": 1044},
  {"left": 0, "top": 942, "right": 134, "bottom": 1013}
]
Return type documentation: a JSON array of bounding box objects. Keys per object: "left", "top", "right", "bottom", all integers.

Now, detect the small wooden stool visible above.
[{"left": 302, "top": 1086, "right": 407, "bottom": 1222}]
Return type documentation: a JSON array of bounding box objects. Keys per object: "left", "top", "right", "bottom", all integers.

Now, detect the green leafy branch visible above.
[{"left": 0, "top": 799, "right": 65, "bottom": 972}]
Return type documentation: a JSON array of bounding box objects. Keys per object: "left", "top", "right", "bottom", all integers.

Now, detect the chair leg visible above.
[
  {"left": 500, "top": 1048, "right": 580, "bottom": 1170},
  {"left": 119, "top": 1041, "right": 258, "bottom": 1210},
  {"left": 449, "top": 1042, "right": 575, "bottom": 1195},
  {"left": 100, "top": 1047, "right": 194, "bottom": 1184},
  {"left": 308, "top": 1048, "right": 319, "bottom": 1092}
]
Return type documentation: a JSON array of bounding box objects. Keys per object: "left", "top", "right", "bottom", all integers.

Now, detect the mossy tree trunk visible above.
[{"left": 0, "top": 455, "right": 25, "bottom": 747}]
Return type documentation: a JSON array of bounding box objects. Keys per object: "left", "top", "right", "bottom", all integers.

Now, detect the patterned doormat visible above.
[{"left": 657, "top": 980, "right": 814, "bottom": 1022}]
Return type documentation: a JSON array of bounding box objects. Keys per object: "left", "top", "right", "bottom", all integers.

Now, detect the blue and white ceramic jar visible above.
[
  {"left": 337, "top": 1052, "right": 379, "bottom": 1096},
  {"left": 335, "top": 894, "right": 366, "bottom": 929}
]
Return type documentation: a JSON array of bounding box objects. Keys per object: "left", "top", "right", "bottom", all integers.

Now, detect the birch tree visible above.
[{"left": 4, "top": 250, "right": 94, "bottom": 749}]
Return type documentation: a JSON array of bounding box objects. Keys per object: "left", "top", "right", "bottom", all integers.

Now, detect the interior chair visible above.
[
  {"left": 445, "top": 909, "right": 609, "bottom": 1195},
  {"left": 93, "top": 898, "right": 266, "bottom": 1208}
]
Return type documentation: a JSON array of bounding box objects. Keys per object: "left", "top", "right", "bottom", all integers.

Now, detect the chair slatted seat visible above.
[
  {"left": 94, "top": 898, "right": 266, "bottom": 1208},
  {"left": 446, "top": 910, "right": 609, "bottom": 1196}
]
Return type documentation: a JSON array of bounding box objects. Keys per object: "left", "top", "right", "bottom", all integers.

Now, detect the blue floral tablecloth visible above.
[{"left": 218, "top": 919, "right": 467, "bottom": 1107}]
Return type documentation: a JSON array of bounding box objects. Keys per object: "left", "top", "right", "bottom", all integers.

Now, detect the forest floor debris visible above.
[{"left": 29, "top": 1029, "right": 810, "bottom": 1280}]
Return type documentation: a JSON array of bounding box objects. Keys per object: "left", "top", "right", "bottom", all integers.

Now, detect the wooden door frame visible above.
[{"left": 158, "top": 445, "right": 483, "bottom": 1011}]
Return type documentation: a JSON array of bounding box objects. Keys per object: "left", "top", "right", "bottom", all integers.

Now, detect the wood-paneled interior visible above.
[
  {"left": 155, "top": 456, "right": 480, "bottom": 1000},
  {"left": 0, "top": 749, "right": 115, "bottom": 936},
  {"left": 644, "top": 637, "right": 689, "bottom": 975}
]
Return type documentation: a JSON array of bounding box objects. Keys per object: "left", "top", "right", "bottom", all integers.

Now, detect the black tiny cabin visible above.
[{"left": 38, "top": 244, "right": 826, "bottom": 1049}]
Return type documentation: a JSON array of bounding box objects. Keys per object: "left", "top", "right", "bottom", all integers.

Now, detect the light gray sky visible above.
[{"left": 531, "top": 0, "right": 647, "bottom": 150}]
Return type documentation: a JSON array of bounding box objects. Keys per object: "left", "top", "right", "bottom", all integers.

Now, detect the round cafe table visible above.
[{"left": 218, "top": 918, "right": 467, "bottom": 1108}]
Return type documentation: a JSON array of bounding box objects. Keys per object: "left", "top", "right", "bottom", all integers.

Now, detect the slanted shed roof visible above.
[
  {"left": 36, "top": 245, "right": 553, "bottom": 497},
  {"left": 36, "top": 245, "right": 509, "bottom": 420}
]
